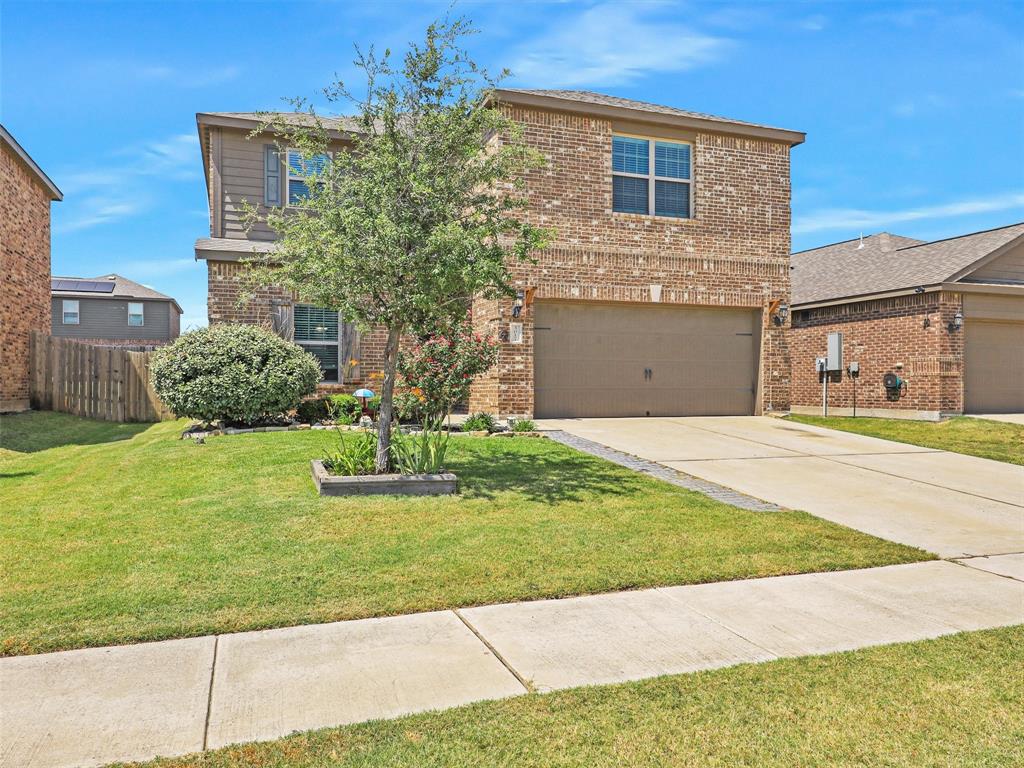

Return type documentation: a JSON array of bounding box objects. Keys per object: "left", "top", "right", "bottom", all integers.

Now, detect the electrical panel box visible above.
[
  {"left": 827, "top": 332, "right": 843, "bottom": 372},
  {"left": 815, "top": 357, "right": 827, "bottom": 373},
  {"left": 847, "top": 361, "right": 860, "bottom": 377}
]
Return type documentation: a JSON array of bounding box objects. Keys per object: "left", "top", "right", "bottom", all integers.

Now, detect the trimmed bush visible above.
[
  {"left": 151, "top": 324, "right": 321, "bottom": 425},
  {"left": 462, "top": 412, "right": 497, "bottom": 433},
  {"left": 511, "top": 419, "right": 536, "bottom": 432},
  {"left": 295, "top": 397, "right": 331, "bottom": 425}
]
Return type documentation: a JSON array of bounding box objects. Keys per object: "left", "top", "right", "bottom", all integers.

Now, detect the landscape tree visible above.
[{"left": 246, "top": 17, "right": 550, "bottom": 473}]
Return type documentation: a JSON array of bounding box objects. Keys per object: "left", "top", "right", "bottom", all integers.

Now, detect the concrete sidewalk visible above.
[{"left": 3, "top": 558, "right": 1022, "bottom": 768}]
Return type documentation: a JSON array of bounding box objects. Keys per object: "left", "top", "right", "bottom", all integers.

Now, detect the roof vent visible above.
[{"left": 856, "top": 233, "right": 865, "bottom": 250}]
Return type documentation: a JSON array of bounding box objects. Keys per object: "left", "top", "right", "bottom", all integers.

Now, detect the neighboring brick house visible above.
[
  {"left": 194, "top": 91, "right": 805, "bottom": 416},
  {"left": 0, "top": 124, "right": 62, "bottom": 412},
  {"left": 790, "top": 223, "right": 1024, "bottom": 419},
  {"left": 51, "top": 274, "right": 182, "bottom": 347}
]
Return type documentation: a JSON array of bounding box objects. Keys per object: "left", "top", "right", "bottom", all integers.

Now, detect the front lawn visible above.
[
  {"left": 788, "top": 414, "right": 1024, "bottom": 465},
  {"left": 128, "top": 626, "right": 1024, "bottom": 768},
  {"left": 1, "top": 411, "right": 928, "bottom": 655}
]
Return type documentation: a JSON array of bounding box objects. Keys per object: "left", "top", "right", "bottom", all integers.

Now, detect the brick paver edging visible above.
[{"left": 543, "top": 430, "right": 785, "bottom": 512}]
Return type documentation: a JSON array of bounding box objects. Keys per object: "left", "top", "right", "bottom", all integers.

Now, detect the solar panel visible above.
[{"left": 51, "top": 279, "right": 115, "bottom": 293}]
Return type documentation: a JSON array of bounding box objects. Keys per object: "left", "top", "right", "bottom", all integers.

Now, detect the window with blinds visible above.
[
  {"left": 294, "top": 304, "right": 341, "bottom": 382},
  {"left": 612, "top": 135, "right": 692, "bottom": 219},
  {"left": 286, "top": 150, "right": 330, "bottom": 206}
]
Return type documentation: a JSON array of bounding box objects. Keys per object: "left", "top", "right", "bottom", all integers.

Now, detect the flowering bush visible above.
[{"left": 398, "top": 319, "right": 499, "bottom": 420}]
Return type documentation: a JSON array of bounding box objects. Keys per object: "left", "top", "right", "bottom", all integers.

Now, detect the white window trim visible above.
[
  {"left": 62, "top": 299, "right": 80, "bottom": 325},
  {"left": 285, "top": 148, "right": 331, "bottom": 208},
  {"left": 128, "top": 302, "right": 144, "bottom": 327},
  {"left": 294, "top": 304, "right": 342, "bottom": 383},
  {"left": 612, "top": 133, "right": 694, "bottom": 220}
]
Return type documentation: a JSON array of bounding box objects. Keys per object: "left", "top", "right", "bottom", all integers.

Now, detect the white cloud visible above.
[
  {"left": 799, "top": 14, "right": 827, "bottom": 32},
  {"left": 793, "top": 192, "right": 1024, "bottom": 235},
  {"left": 55, "top": 134, "right": 200, "bottom": 232},
  {"left": 509, "top": 3, "right": 731, "bottom": 87}
]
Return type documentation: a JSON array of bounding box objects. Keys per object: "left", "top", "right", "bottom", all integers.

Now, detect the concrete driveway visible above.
[{"left": 537, "top": 416, "right": 1024, "bottom": 559}]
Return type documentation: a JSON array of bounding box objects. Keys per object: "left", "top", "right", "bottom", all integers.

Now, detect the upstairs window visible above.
[
  {"left": 286, "top": 150, "right": 330, "bottom": 206},
  {"left": 612, "top": 135, "right": 692, "bottom": 219},
  {"left": 62, "top": 299, "right": 79, "bottom": 325},
  {"left": 294, "top": 304, "right": 340, "bottom": 382},
  {"left": 128, "top": 302, "right": 144, "bottom": 327}
]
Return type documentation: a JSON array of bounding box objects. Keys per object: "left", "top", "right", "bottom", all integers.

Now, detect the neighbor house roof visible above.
[
  {"left": 791, "top": 222, "right": 1024, "bottom": 306},
  {"left": 52, "top": 274, "right": 183, "bottom": 313},
  {"left": 0, "top": 124, "right": 63, "bottom": 201},
  {"left": 491, "top": 89, "right": 806, "bottom": 146}
]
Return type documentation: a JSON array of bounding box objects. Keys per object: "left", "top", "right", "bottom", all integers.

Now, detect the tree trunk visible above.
[{"left": 374, "top": 326, "right": 403, "bottom": 474}]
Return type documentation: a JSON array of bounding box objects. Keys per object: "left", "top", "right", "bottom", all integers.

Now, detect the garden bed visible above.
[{"left": 311, "top": 459, "right": 457, "bottom": 496}]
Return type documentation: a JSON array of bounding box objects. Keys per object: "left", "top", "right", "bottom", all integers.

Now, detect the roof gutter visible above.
[
  {"left": 792, "top": 284, "right": 943, "bottom": 311},
  {"left": 488, "top": 89, "right": 806, "bottom": 147}
]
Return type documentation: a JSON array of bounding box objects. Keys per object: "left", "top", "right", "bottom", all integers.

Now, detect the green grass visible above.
[
  {"left": 1, "top": 411, "right": 928, "bottom": 656},
  {"left": 788, "top": 414, "right": 1024, "bottom": 465},
  {"left": 126, "top": 626, "right": 1024, "bottom": 768}
]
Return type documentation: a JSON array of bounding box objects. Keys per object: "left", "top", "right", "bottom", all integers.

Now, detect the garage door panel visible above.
[
  {"left": 964, "top": 320, "right": 1024, "bottom": 413},
  {"left": 534, "top": 302, "right": 760, "bottom": 419}
]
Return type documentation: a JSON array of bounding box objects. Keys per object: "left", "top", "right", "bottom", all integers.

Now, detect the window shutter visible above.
[
  {"left": 270, "top": 299, "right": 293, "bottom": 340},
  {"left": 264, "top": 145, "right": 281, "bottom": 206}
]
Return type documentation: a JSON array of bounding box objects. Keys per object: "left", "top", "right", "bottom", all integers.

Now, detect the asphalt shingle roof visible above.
[{"left": 791, "top": 223, "right": 1024, "bottom": 305}]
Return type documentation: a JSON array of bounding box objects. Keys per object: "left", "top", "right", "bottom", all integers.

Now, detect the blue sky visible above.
[{"left": 3, "top": 0, "right": 1022, "bottom": 330}]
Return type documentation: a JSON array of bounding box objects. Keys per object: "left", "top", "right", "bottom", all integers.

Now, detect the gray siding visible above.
[
  {"left": 52, "top": 297, "right": 175, "bottom": 341},
  {"left": 217, "top": 127, "right": 351, "bottom": 242},
  {"left": 966, "top": 241, "right": 1024, "bottom": 284}
]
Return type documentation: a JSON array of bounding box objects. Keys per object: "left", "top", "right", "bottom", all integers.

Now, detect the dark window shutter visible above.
[{"left": 264, "top": 145, "right": 281, "bottom": 206}]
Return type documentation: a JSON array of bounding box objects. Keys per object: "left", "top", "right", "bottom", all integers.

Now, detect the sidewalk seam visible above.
[
  {"left": 453, "top": 609, "right": 534, "bottom": 694},
  {"left": 654, "top": 587, "right": 781, "bottom": 660},
  {"left": 202, "top": 635, "right": 220, "bottom": 751}
]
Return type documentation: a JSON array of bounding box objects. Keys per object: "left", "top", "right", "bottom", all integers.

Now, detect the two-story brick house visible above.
[
  {"left": 1, "top": 124, "right": 62, "bottom": 412},
  {"left": 194, "top": 90, "right": 804, "bottom": 418}
]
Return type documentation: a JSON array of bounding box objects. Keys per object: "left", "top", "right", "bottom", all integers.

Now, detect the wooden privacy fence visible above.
[{"left": 29, "top": 332, "right": 174, "bottom": 422}]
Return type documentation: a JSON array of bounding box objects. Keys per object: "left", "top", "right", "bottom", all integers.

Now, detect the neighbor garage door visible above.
[
  {"left": 964, "top": 320, "right": 1024, "bottom": 413},
  {"left": 533, "top": 301, "right": 760, "bottom": 418}
]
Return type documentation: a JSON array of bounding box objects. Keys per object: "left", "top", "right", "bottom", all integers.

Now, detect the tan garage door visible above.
[
  {"left": 964, "top": 320, "right": 1024, "bottom": 413},
  {"left": 533, "top": 302, "right": 760, "bottom": 418}
]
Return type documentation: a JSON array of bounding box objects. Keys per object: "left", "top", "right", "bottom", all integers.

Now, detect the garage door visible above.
[
  {"left": 533, "top": 302, "right": 760, "bottom": 418},
  {"left": 964, "top": 320, "right": 1024, "bottom": 413}
]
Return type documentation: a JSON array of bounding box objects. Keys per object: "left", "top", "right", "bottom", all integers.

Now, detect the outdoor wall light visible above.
[
  {"left": 512, "top": 290, "right": 525, "bottom": 318},
  {"left": 948, "top": 310, "right": 964, "bottom": 332},
  {"left": 771, "top": 300, "right": 789, "bottom": 326}
]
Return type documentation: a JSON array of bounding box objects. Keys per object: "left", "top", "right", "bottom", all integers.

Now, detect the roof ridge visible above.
[
  {"left": 791, "top": 232, "right": 905, "bottom": 256},
  {"left": 892, "top": 220, "right": 1024, "bottom": 252}
]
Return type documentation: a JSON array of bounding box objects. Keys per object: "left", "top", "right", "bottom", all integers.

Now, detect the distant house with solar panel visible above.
[{"left": 51, "top": 274, "right": 183, "bottom": 347}]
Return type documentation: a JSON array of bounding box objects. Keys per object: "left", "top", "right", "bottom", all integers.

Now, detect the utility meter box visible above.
[{"left": 827, "top": 332, "right": 843, "bottom": 372}]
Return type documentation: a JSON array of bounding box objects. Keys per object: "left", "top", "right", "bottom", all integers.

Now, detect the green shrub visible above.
[
  {"left": 150, "top": 324, "right": 321, "bottom": 425},
  {"left": 462, "top": 412, "right": 497, "bottom": 433},
  {"left": 511, "top": 419, "right": 536, "bottom": 432},
  {"left": 295, "top": 397, "right": 331, "bottom": 424},
  {"left": 327, "top": 394, "right": 361, "bottom": 425}
]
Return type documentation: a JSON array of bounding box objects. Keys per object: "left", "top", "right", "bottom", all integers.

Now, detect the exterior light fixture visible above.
[
  {"left": 948, "top": 310, "right": 964, "bottom": 332},
  {"left": 771, "top": 301, "right": 789, "bottom": 326},
  {"left": 512, "top": 290, "right": 525, "bottom": 318}
]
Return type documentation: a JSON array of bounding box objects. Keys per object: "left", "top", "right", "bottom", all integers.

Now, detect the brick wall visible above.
[
  {"left": 0, "top": 142, "right": 52, "bottom": 411},
  {"left": 789, "top": 291, "right": 965, "bottom": 417},
  {"left": 205, "top": 259, "right": 386, "bottom": 390},
  {"left": 469, "top": 104, "right": 793, "bottom": 417}
]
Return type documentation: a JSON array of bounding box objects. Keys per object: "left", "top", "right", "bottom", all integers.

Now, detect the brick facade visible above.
[
  {"left": 1, "top": 141, "right": 54, "bottom": 412},
  {"left": 206, "top": 259, "right": 387, "bottom": 391},
  {"left": 469, "top": 104, "right": 794, "bottom": 417},
  {"left": 788, "top": 291, "right": 965, "bottom": 418}
]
